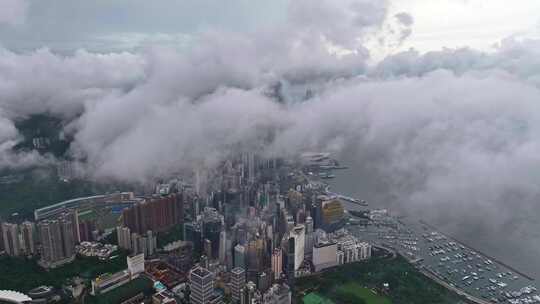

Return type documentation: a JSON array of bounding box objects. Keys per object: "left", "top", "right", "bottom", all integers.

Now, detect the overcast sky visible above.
[
  {"left": 392, "top": 0, "right": 540, "bottom": 52},
  {"left": 0, "top": 0, "right": 539, "bottom": 54}
]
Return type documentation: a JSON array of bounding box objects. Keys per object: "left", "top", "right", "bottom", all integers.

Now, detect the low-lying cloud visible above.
[{"left": 1, "top": 1, "right": 540, "bottom": 274}]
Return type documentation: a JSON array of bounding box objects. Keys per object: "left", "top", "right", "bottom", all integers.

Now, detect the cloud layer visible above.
[
  {"left": 0, "top": 0, "right": 28, "bottom": 26},
  {"left": 0, "top": 0, "right": 540, "bottom": 275}
]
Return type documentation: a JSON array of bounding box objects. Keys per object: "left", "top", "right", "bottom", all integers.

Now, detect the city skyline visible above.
[{"left": 0, "top": 0, "right": 539, "bottom": 303}]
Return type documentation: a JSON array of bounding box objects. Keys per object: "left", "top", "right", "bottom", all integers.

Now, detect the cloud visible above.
[
  {"left": 288, "top": 0, "right": 388, "bottom": 50},
  {"left": 0, "top": 0, "right": 393, "bottom": 179},
  {"left": 0, "top": 0, "right": 28, "bottom": 26},
  {"left": 1, "top": 0, "right": 540, "bottom": 275},
  {"left": 0, "top": 48, "right": 146, "bottom": 120},
  {"left": 1, "top": 2, "right": 540, "bottom": 188},
  {"left": 394, "top": 12, "right": 414, "bottom": 27},
  {"left": 373, "top": 37, "right": 540, "bottom": 86}
]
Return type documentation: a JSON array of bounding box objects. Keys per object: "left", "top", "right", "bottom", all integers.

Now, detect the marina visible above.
[{"left": 339, "top": 200, "right": 540, "bottom": 304}]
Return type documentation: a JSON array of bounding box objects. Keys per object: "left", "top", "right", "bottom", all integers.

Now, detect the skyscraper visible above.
[
  {"left": 285, "top": 237, "right": 295, "bottom": 280},
  {"left": 117, "top": 226, "right": 132, "bottom": 250},
  {"left": 289, "top": 225, "right": 305, "bottom": 272},
  {"left": 234, "top": 244, "right": 246, "bottom": 269},
  {"left": 20, "top": 221, "right": 36, "bottom": 256},
  {"left": 204, "top": 239, "right": 212, "bottom": 259},
  {"left": 189, "top": 266, "right": 222, "bottom": 304},
  {"left": 122, "top": 193, "right": 184, "bottom": 234},
  {"left": 258, "top": 272, "right": 271, "bottom": 293},
  {"left": 219, "top": 230, "right": 227, "bottom": 265},
  {"left": 38, "top": 213, "right": 76, "bottom": 268},
  {"left": 129, "top": 230, "right": 157, "bottom": 257},
  {"left": 185, "top": 221, "right": 203, "bottom": 255},
  {"left": 241, "top": 281, "right": 261, "bottom": 304},
  {"left": 60, "top": 215, "right": 75, "bottom": 259},
  {"left": 202, "top": 208, "right": 223, "bottom": 259},
  {"left": 2, "top": 222, "right": 20, "bottom": 256},
  {"left": 271, "top": 248, "right": 282, "bottom": 281},
  {"left": 304, "top": 216, "right": 314, "bottom": 257},
  {"left": 231, "top": 267, "right": 246, "bottom": 303}
]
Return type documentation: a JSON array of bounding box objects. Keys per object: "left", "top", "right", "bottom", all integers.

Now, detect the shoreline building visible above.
[
  {"left": 312, "top": 242, "right": 338, "bottom": 272},
  {"left": 285, "top": 225, "right": 305, "bottom": 274}
]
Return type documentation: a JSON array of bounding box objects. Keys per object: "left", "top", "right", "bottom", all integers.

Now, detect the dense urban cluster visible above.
[{"left": 0, "top": 153, "right": 372, "bottom": 304}]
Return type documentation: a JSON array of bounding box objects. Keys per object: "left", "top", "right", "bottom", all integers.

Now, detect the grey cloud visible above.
[
  {"left": 0, "top": 0, "right": 540, "bottom": 276},
  {"left": 288, "top": 0, "right": 389, "bottom": 50},
  {"left": 73, "top": 88, "right": 286, "bottom": 181},
  {"left": 394, "top": 12, "right": 414, "bottom": 27},
  {"left": 0, "top": 48, "right": 146, "bottom": 120},
  {"left": 0, "top": 0, "right": 288, "bottom": 52},
  {"left": 373, "top": 37, "right": 540, "bottom": 86},
  {"left": 0, "top": 0, "right": 28, "bottom": 26},
  {"left": 0, "top": 0, "right": 391, "bottom": 179}
]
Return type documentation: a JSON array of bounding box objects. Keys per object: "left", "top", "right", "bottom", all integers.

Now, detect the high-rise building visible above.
[
  {"left": 247, "top": 239, "right": 264, "bottom": 279},
  {"left": 20, "top": 221, "right": 36, "bottom": 256},
  {"left": 219, "top": 230, "right": 227, "bottom": 265},
  {"left": 241, "top": 281, "right": 261, "bottom": 304},
  {"left": 127, "top": 253, "right": 145, "bottom": 278},
  {"left": 39, "top": 220, "right": 61, "bottom": 263},
  {"left": 231, "top": 267, "right": 246, "bottom": 303},
  {"left": 122, "top": 194, "right": 184, "bottom": 234},
  {"left": 285, "top": 238, "right": 295, "bottom": 280},
  {"left": 189, "top": 266, "right": 222, "bottom": 304},
  {"left": 38, "top": 213, "right": 76, "bottom": 268},
  {"left": 225, "top": 236, "right": 234, "bottom": 270},
  {"left": 79, "top": 219, "right": 96, "bottom": 242},
  {"left": 312, "top": 242, "right": 338, "bottom": 272},
  {"left": 204, "top": 239, "right": 213, "bottom": 259},
  {"left": 185, "top": 221, "right": 203, "bottom": 255},
  {"left": 262, "top": 284, "right": 291, "bottom": 304},
  {"left": 242, "top": 152, "right": 256, "bottom": 185},
  {"left": 202, "top": 208, "right": 223, "bottom": 259},
  {"left": 117, "top": 226, "right": 132, "bottom": 250},
  {"left": 258, "top": 272, "right": 271, "bottom": 293},
  {"left": 289, "top": 225, "right": 305, "bottom": 272},
  {"left": 271, "top": 248, "right": 282, "bottom": 281},
  {"left": 130, "top": 230, "right": 157, "bottom": 257},
  {"left": 60, "top": 215, "right": 75, "bottom": 259},
  {"left": 358, "top": 242, "right": 372, "bottom": 260},
  {"left": 2, "top": 222, "right": 20, "bottom": 256},
  {"left": 234, "top": 244, "right": 246, "bottom": 269},
  {"left": 161, "top": 240, "right": 193, "bottom": 273},
  {"left": 321, "top": 199, "right": 344, "bottom": 226},
  {"left": 304, "top": 216, "right": 314, "bottom": 257},
  {"left": 0, "top": 222, "right": 4, "bottom": 251}
]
